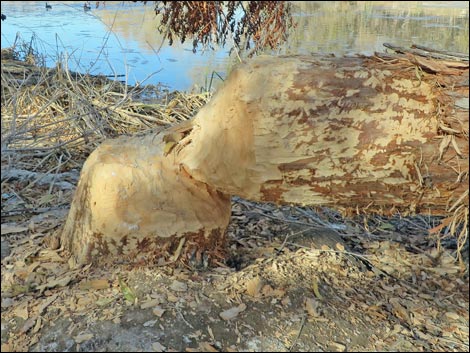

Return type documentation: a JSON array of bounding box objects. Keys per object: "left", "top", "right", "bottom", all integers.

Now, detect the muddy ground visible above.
[{"left": 1, "top": 196, "right": 468, "bottom": 352}]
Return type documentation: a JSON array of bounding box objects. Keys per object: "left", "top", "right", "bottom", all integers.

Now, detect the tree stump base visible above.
[{"left": 61, "top": 127, "right": 231, "bottom": 265}]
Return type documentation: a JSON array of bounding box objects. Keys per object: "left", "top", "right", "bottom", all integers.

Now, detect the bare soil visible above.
[{"left": 1, "top": 198, "right": 468, "bottom": 352}]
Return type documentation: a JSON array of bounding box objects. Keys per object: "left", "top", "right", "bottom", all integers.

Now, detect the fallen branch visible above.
[{"left": 1, "top": 168, "right": 79, "bottom": 190}]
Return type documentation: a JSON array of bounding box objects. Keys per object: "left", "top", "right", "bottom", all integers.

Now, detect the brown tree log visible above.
[
  {"left": 178, "top": 53, "right": 468, "bottom": 214},
  {"left": 62, "top": 50, "right": 469, "bottom": 265}
]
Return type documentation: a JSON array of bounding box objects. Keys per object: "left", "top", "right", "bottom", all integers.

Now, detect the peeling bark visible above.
[
  {"left": 178, "top": 54, "right": 468, "bottom": 215},
  {"left": 62, "top": 51, "right": 469, "bottom": 265}
]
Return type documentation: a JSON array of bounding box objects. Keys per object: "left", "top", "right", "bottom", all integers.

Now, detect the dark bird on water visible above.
[
  {"left": 46, "top": 3, "right": 52, "bottom": 10},
  {"left": 1, "top": 14, "right": 6, "bottom": 21}
]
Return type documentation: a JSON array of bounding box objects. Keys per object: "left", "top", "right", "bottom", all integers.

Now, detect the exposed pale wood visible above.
[
  {"left": 61, "top": 127, "right": 231, "bottom": 265},
  {"left": 62, "top": 51, "right": 468, "bottom": 265},
  {"left": 177, "top": 54, "right": 468, "bottom": 216}
]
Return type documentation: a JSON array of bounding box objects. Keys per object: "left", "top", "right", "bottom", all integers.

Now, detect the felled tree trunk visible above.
[
  {"left": 178, "top": 52, "right": 468, "bottom": 214},
  {"left": 62, "top": 48, "right": 469, "bottom": 265}
]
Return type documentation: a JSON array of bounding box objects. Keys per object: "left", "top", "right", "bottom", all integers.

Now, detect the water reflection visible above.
[
  {"left": 0, "top": 1, "right": 468, "bottom": 92},
  {"left": 285, "top": 1, "right": 469, "bottom": 57}
]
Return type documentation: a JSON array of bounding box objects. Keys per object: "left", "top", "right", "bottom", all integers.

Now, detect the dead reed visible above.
[
  {"left": 1, "top": 47, "right": 211, "bottom": 172},
  {"left": 1, "top": 43, "right": 211, "bottom": 219}
]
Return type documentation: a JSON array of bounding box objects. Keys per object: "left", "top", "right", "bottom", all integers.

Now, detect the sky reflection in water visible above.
[{"left": 0, "top": 1, "right": 468, "bottom": 92}]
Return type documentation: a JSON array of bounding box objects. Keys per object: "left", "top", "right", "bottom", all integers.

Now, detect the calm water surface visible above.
[{"left": 1, "top": 1, "right": 468, "bottom": 92}]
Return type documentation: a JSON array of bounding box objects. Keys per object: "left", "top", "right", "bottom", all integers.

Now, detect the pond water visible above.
[{"left": 1, "top": 1, "right": 468, "bottom": 92}]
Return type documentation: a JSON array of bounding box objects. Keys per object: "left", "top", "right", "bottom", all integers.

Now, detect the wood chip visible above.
[
  {"left": 328, "top": 342, "right": 346, "bottom": 352},
  {"left": 152, "top": 342, "right": 166, "bottom": 352},
  {"left": 246, "top": 277, "right": 263, "bottom": 297},
  {"left": 74, "top": 333, "right": 94, "bottom": 344},
  {"left": 141, "top": 298, "right": 161, "bottom": 309},
  {"left": 444, "top": 312, "right": 460, "bottom": 321},
  {"left": 153, "top": 306, "right": 166, "bottom": 317},
  {"left": 170, "top": 280, "right": 188, "bottom": 292},
  {"left": 220, "top": 303, "right": 247, "bottom": 321},
  {"left": 305, "top": 298, "right": 320, "bottom": 317},
  {"left": 335, "top": 242, "right": 345, "bottom": 251},
  {"left": 80, "top": 279, "right": 109, "bottom": 290},
  {"left": 12, "top": 302, "right": 29, "bottom": 320},
  {"left": 199, "top": 342, "right": 218, "bottom": 352}
]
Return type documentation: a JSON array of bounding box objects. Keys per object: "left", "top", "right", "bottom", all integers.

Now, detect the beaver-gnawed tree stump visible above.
[
  {"left": 61, "top": 125, "right": 232, "bottom": 265},
  {"left": 62, "top": 48, "right": 469, "bottom": 266}
]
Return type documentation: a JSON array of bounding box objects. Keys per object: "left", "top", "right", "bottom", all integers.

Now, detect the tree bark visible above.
[
  {"left": 178, "top": 53, "right": 468, "bottom": 215},
  {"left": 62, "top": 50, "right": 469, "bottom": 265}
]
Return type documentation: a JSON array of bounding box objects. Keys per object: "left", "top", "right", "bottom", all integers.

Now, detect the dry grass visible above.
[
  {"left": 1, "top": 47, "right": 211, "bottom": 173},
  {"left": 1, "top": 44, "right": 211, "bottom": 222}
]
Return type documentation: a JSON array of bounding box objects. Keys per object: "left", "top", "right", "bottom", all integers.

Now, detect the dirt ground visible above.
[{"left": 1, "top": 196, "right": 468, "bottom": 352}]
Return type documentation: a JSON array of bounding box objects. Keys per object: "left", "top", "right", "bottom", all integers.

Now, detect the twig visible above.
[
  {"left": 1, "top": 206, "right": 69, "bottom": 218},
  {"left": 1, "top": 168, "right": 79, "bottom": 190},
  {"left": 288, "top": 314, "right": 306, "bottom": 352},
  {"left": 176, "top": 308, "right": 194, "bottom": 329},
  {"left": 235, "top": 198, "right": 334, "bottom": 229}
]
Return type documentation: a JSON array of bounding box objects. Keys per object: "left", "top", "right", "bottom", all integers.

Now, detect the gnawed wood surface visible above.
[
  {"left": 61, "top": 128, "right": 231, "bottom": 265},
  {"left": 177, "top": 54, "right": 468, "bottom": 215},
  {"left": 62, "top": 49, "right": 468, "bottom": 265}
]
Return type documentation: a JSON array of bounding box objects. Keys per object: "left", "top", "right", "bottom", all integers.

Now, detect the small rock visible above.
[
  {"left": 1, "top": 297, "right": 14, "bottom": 309},
  {"left": 170, "top": 280, "right": 187, "bottom": 292},
  {"left": 328, "top": 342, "right": 346, "bottom": 352},
  {"left": 143, "top": 319, "right": 158, "bottom": 327},
  {"left": 220, "top": 303, "right": 247, "bottom": 321}
]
